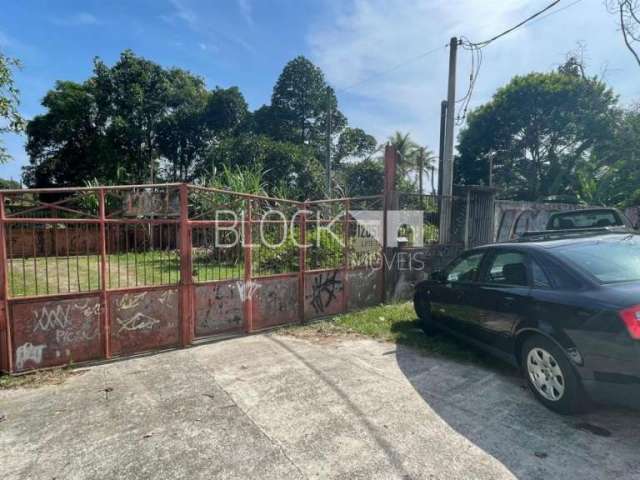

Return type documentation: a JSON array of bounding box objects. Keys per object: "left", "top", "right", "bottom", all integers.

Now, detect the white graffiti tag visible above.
[
  {"left": 116, "top": 313, "right": 160, "bottom": 333},
  {"left": 115, "top": 293, "right": 147, "bottom": 310},
  {"left": 236, "top": 281, "right": 261, "bottom": 302},
  {"left": 157, "top": 290, "right": 175, "bottom": 308},
  {"left": 32, "top": 305, "right": 71, "bottom": 332},
  {"left": 16, "top": 343, "right": 46, "bottom": 370}
]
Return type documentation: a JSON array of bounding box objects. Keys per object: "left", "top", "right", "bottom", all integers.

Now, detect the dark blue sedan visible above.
[{"left": 414, "top": 232, "right": 640, "bottom": 414}]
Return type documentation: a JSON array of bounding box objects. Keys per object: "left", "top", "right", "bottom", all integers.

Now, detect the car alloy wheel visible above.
[{"left": 526, "top": 347, "right": 565, "bottom": 402}]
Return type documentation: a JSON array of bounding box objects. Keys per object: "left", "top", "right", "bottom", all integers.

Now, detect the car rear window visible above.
[
  {"left": 554, "top": 236, "right": 640, "bottom": 284},
  {"left": 549, "top": 210, "right": 621, "bottom": 230}
]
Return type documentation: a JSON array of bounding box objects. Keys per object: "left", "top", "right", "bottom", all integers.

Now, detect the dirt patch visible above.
[
  {"left": 0, "top": 368, "right": 86, "bottom": 390},
  {"left": 277, "top": 321, "right": 365, "bottom": 345}
]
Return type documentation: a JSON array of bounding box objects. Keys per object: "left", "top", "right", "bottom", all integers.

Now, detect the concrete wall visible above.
[{"left": 387, "top": 244, "right": 464, "bottom": 302}]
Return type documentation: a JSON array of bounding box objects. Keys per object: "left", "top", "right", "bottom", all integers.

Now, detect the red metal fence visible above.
[{"left": 0, "top": 183, "right": 386, "bottom": 373}]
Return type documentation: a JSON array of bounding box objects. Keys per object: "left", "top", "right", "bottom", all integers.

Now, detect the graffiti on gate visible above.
[
  {"left": 15, "top": 342, "right": 47, "bottom": 370},
  {"left": 109, "top": 289, "right": 180, "bottom": 355},
  {"left": 116, "top": 313, "right": 160, "bottom": 333},
  {"left": 307, "top": 270, "right": 343, "bottom": 315},
  {"left": 195, "top": 282, "right": 244, "bottom": 335},
  {"left": 236, "top": 280, "right": 261, "bottom": 302},
  {"left": 31, "top": 301, "right": 100, "bottom": 345}
]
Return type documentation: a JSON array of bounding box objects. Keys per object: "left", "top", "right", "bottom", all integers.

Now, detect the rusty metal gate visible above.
[{"left": 0, "top": 184, "right": 385, "bottom": 373}]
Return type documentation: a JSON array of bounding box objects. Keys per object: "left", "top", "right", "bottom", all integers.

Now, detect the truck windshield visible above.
[
  {"left": 554, "top": 235, "right": 640, "bottom": 284},
  {"left": 548, "top": 210, "right": 622, "bottom": 230}
]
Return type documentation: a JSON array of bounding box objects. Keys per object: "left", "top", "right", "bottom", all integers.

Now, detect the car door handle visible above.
[{"left": 504, "top": 296, "right": 515, "bottom": 302}]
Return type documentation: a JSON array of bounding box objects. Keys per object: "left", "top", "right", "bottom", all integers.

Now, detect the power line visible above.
[
  {"left": 470, "top": 0, "right": 562, "bottom": 48},
  {"left": 455, "top": 0, "right": 585, "bottom": 123},
  {"left": 337, "top": 44, "right": 448, "bottom": 93}
]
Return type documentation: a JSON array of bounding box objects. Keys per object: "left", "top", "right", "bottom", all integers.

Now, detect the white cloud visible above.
[
  {"left": 237, "top": 0, "right": 253, "bottom": 25},
  {"left": 309, "top": 0, "right": 640, "bottom": 153},
  {"left": 168, "top": 0, "right": 197, "bottom": 28},
  {"left": 167, "top": 0, "right": 255, "bottom": 53},
  {"left": 51, "top": 12, "right": 100, "bottom": 26}
]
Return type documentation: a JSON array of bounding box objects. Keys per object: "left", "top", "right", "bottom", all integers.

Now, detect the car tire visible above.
[
  {"left": 414, "top": 293, "right": 438, "bottom": 335},
  {"left": 521, "top": 335, "right": 587, "bottom": 415}
]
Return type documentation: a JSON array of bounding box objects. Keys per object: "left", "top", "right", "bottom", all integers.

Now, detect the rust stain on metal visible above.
[
  {"left": 109, "top": 288, "right": 179, "bottom": 356},
  {"left": 252, "top": 276, "right": 299, "bottom": 330},
  {"left": 11, "top": 296, "right": 102, "bottom": 372},
  {"left": 194, "top": 281, "right": 244, "bottom": 336}
]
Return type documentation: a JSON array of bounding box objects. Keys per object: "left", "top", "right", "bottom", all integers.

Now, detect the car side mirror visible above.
[{"left": 430, "top": 270, "right": 446, "bottom": 283}]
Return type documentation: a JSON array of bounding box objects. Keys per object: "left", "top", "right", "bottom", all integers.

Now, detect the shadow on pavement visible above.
[{"left": 395, "top": 329, "right": 640, "bottom": 479}]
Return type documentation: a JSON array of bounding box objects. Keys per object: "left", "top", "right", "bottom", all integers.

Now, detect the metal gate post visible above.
[
  {"left": 98, "top": 188, "right": 111, "bottom": 358},
  {"left": 298, "top": 203, "right": 307, "bottom": 323},
  {"left": 342, "top": 199, "right": 349, "bottom": 313},
  {"left": 243, "top": 198, "right": 253, "bottom": 333},
  {"left": 179, "top": 183, "right": 193, "bottom": 346},
  {"left": 0, "top": 193, "right": 12, "bottom": 372}
]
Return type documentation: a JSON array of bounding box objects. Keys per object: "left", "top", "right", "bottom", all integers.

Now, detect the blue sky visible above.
[{"left": 1, "top": 0, "right": 638, "bottom": 183}]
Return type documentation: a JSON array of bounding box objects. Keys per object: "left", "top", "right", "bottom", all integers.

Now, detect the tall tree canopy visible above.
[
  {"left": 23, "top": 51, "right": 381, "bottom": 200},
  {"left": 0, "top": 51, "right": 25, "bottom": 163},
  {"left": 267, "top": 56, "right": 346, "bottom": 151},
  {"left": 25, "top": 50, "right": 248, "bottom": 187},
  {"left": 455, "top": 65, "right": 619, "bottom": 201}
]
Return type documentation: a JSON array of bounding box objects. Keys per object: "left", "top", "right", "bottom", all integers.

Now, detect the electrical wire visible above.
[
  {"left": 336, "top": 0, "right": 585, "bottom": 102},
  {"left": 470, "top": 0, "right": 561, "bottom": 48},
  {"left": 337, "top": 44, "right": 448, "bottom": 93},
  {"left": 454, "top": 0, "right": 585, "bottom": 124}
]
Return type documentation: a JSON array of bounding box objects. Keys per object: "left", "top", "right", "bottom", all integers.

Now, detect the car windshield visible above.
[
  {"left": 554, "top": 235, "right": 640, "bottom": 284},
  {"left": 549, "top": 210, "right": 621, "bottom": 229}
]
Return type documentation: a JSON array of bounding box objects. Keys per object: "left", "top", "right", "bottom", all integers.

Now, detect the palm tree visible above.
[
  {"left": 415, "top": 147, "right": 436, "bottom": 195},
  {"left": 387, "top": 132, "right": 436, "bottom": 193},
  {"left": 387, "top": 131, "right": 419, "bottom": 177}
]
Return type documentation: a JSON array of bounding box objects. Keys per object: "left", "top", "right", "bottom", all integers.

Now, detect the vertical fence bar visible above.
[
  {"left": 243, "top": 198, "right": 253, "bottom": 333},
  {"left": 297, "top": 203, "right": 307, "bottom": 323},
  {"left": 0, "top": 193, "right": 12, "bottom": 372},
  {"left": 98, "top": 189, "right": 111, "bottom": 359},
  {"left": 179, "top": 184, "right": 193, "bottom": 347},
  {"left": 342, "top": 199, "right": 349, "bottom": 313},
  {"left": 464, "top": 189, "right": 471, "bottom": 250}
]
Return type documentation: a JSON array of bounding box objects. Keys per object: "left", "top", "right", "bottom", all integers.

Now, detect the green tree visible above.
[
  {"left": 339, "top": 158, "right": 384, "bottom": 197},
  {"left": 0, "top": 178, "right": 20, "bottom": 189},
  {"left": 387, "top": 131, "right": 419, "bottom": 177},
  {"left": 334, "top": 127, "right": 377, "bottom": 166},
  {"left": 415, "top": 147, "right": 437, "bottom": 194},
  {"left": 587, "top": 107, "right": 640, "bottom": 206},
  {"left": 203, "top": 134, "right": 325, "bottom": 200},
  {"left": 24, "top": 80, "right": 115, "bottom": 187},
  {"left": 0, "top": 52, "right": 25, "bottom": 163},
  {"left": 269, "top": 56, "right": 346, "bottom": 154},
  {"left": 455, "top": 66, "right": 618, "bottom": 201},
  {"left": 157, "top": 69, "right": 209, "bottom": 181},
  {"left": 93, "top": 50, "right": 172, "bottom": 183}
]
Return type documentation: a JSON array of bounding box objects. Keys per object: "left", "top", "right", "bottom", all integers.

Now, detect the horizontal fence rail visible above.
[{"left": 0, "top": 184, "right": 394, "bottom": 373}]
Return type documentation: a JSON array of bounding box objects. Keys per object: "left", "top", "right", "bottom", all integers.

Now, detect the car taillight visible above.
[{"left": 619, "top": 305, "right": 640, "bottom": 340}]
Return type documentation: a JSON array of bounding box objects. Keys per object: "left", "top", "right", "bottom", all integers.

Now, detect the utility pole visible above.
[
  {"left": 417, "top": 148, "right": 424, "bottom": 211},
  {"left": 418, "top": 148, "right": 424, "bottom": 196},
  {"left": 439, "top": 37, "right": 458, "bottom": 244},
  {"left": 326, "top": 90, "right": 332, "bottom": 197},
  {"left": 437, "top": 100, "right": 447, "bottom": 197}
]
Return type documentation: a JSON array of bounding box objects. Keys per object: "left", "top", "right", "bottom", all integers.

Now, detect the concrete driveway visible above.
[{"left": 1, "top": 333, "right": 639, "bottom": 479}]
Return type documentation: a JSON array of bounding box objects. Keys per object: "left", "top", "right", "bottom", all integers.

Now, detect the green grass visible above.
[
  {"left": 283, "top": 302, "right": 505, "bottom": 367},
  {"left": 8, "top": 250, "right": 244, "bottom": 297}
]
